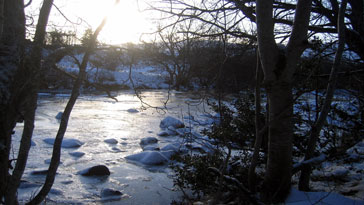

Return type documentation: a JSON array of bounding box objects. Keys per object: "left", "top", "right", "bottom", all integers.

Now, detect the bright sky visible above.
[{"left": 27, "top": 0, "right": 157, "bottom": 44}]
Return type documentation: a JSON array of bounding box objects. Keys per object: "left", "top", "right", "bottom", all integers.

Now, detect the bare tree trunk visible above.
[
  {"left": 298, "top": 0, "right": 347, "bottom": 191},
  {"left": 0, "top": 0, "right": 26, "bottom": 202},
  {"left": 248, "top": 49, "right": 263, "bottom": 192},
  {"left": 261, "top": 83, "right": 293, "bottom": 202},
  {"left": 5, "top": 0, "right": 54, "bottom": 203},
  {"left": 256, "top": 0, "right": 312, "bottom": 202},
  {"left": 28, "top": 11, "right": 111, "bottom": 204},
  {"left": 0, "top": 0, "right": 4, "bottom": 38}
]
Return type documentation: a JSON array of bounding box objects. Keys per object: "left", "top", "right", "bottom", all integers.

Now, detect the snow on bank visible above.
[
  {"left": 286, "top": 188, "right": 364, "bottom": 205},
  {"left": 57, "top": 55, "right": 170, "bottom": 89}
]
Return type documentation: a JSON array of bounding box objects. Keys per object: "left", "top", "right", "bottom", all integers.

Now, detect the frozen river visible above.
[{"left": 13, "top": 90, "right": 213, "bottom": 204}]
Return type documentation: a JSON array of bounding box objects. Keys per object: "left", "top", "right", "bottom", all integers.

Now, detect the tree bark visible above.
[
  {"left": 248, "top": 49, "right": 263, "bottom": 192},
  {"left": 0, "top": 0, "right": 26, "bottom": 202},
  {"left": 298, "top": 0, "right": 347, "bottom": 191},
  {"left": 5, "top": 0, "right": 54, "bottom": 203},
  {"left": 256, "top": 0, "right": 312, "bottom": 202},
  {"left": 261, "top": 83, "right": 293, "bottom": 203}
]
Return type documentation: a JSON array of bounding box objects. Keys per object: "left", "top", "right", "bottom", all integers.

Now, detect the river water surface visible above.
[{"left": 13, "top": 90, "right": 213, "bottom": 204}]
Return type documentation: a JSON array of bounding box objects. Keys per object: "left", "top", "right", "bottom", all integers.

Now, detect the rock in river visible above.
[
  {"left": 43, "top": 138, "right": 84, "bottom": 148},
  {"left": 78, "top": 165, "right": 110, "bottom": 176},
  {"left": 140, "top": 137, "right": 158, "bottom": 146},
  {"left": 101, "top": 188, "right": 123, "bottom": 199},
  {"left": 160, "top": 116, "right": 185, "bottom": 129},
  {"left": 125, "top": 151, "right": 168, "bottom": 166},
  {"left": 104, "top": 138, "right": 118, "bottom": 144}
]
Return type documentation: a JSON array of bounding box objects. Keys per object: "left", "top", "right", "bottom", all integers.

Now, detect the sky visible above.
[{"left": 26, "top": 0, "right": 158, "bottom": 44}]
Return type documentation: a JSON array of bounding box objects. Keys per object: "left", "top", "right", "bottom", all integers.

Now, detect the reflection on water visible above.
[{"left": 13, "top": 90, "right": 211, "bottom": 204}]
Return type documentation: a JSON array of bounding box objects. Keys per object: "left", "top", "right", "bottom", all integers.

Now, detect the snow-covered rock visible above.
[
  {"left": 329, "top": 166, "right": 350, "bottom": 178},
  {"left": 55, "top": 112, "right": 63, "bottom": 120},
  {"left": 104, "top": 138, "right": 118, "bottom": 144},
  {"left": 69, "top": 151, "right": 85, "bottom": 157},
  {"left": 157, "top": 127, "right": 178, "bottom": 137},
  {"left": 31, "top": 140, "right": 36, "bottom": 146},
  {"left": 45, "top": 159, "right": 62, "bottom": 164},
  {"left": 161, "top": 144, "right": 179, "bottom": 152},
  {"left": 184, "top": 115, "right": 194, "bottom": 120},
  {"left": 167, "top": 126, "right": 178, "bottom": 135},
  {"left": 31, "top": 169, "right": 48, "bottom": 175},
  {"left": 142, "top": 144, "right": 160, "bottom": 151},
  {"left": 127, "top": 108, "right": 139, "bottom": 113},
  {"left": 101, "top": 188, "right": 123, "bottom": 199},
  {"left": 19, "top": 180, "right": 41, "bottom": 189},
  {"left": 78, "top": 165, "right": 110, "bottom": 176},
  {"left": 111, "top": 147, "right": 122, "bottom": 152},
  {"left": 157, "top": 131, "right": 170, "bottom": 137},
  {"left": 43, "top": 138, "right": 84, "bottom": 148},
  {"left": 50, "top": 188, "right": 63, "bottom": 195},
  {"left": 125, "top": 151, "right": 169, "bottom": 165},
  {"left": 140, "top": 137, "right": 158, "bottom": 146},
  {"left": 347, "top": 140, "right": 364, "bottom": 156},
  {"left": 160, "top": 116, "right": 185, "bottom": 129},
  {"left": 160, "top": 150, "right": 176, "bottom": 159},
  {"left": 175, "top": 128, "right": 190, "bottom": 136}
]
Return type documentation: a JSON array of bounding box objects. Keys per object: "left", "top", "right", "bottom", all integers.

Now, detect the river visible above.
[{"left": 13, "top": 90, "right": 213, "bottom": 204}]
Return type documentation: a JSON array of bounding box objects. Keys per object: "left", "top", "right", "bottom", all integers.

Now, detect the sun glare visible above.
[
  {"left": 80, "top": 0, "right": 152, "bottom": 44},
  {"left": 32, "top": 0, "right": 154, "bottom": 45}
]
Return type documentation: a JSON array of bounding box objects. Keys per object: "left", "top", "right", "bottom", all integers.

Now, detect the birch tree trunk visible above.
[
  {"left": 298, "top": 0, "right": 347, "bottom": 191},
  {"left": 255, "top": 0, "right": 312, "bottom": 202}
]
